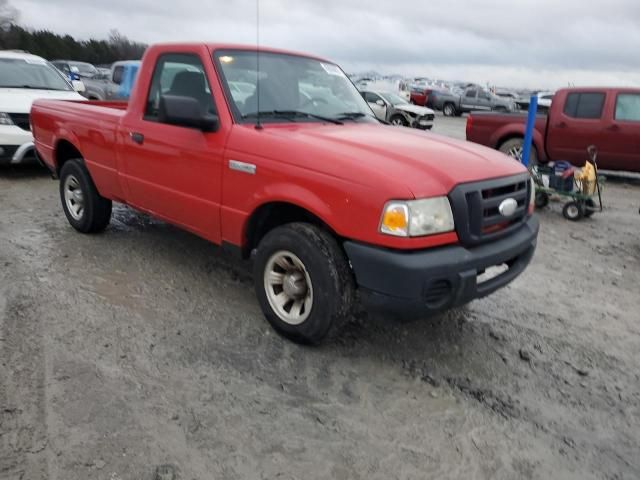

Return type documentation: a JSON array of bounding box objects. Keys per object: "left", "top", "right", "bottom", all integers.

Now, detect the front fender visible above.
[{"left": 222, "top": 181, "right": 339, "bottom": 248}]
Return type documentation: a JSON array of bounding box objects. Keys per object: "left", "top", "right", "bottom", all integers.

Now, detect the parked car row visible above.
[{"left": 52, "top": 59, "right": 141, "bottom": 101}]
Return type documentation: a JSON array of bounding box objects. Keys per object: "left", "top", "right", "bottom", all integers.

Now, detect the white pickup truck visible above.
[{"left": 0, "top": 50, "right": 84, "bottom": 165}]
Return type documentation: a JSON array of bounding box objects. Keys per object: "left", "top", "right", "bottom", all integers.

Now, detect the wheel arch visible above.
[
  {"left": 242, "top": 201, "right": 339, "bottom": 259},
  {"left": 54, "top": 138, "right": 84, "bottom": 176},
  {"left": 494, "top": 129, "right": 546, "bottom": 162}
]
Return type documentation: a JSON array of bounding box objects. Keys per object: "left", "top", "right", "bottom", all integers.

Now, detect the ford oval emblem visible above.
[{"left": 498, "top": 198, "right": 518, "bottom": 217}]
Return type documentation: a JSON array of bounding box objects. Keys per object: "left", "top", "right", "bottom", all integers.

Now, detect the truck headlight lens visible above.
[
  {"left": 380, "top": 197, "right": 454, "bottom": 237},
  {"left": 0, "top": 113, "right": 14, "bottom": 126}
]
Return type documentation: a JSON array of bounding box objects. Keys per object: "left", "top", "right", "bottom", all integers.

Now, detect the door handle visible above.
[
  {"left": 606, "top": 124, "right": 620, "bottom": 132},
  {"left": 555, "top": 122, "right": 567, "bottom": 128},
  {"left": 129, "top": 132, "right": 144, "bottom": 145}
]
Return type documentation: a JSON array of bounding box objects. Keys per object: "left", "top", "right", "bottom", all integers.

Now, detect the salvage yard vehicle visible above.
[
  {"left": 409, "top": 86, "right": 434, "bottom": 106},
  {"left": 362, "top": 90, "right": 435, "bottom": 129},
  {"left": 454, "top": 87, "right": 516, "bottom": 116},
  {"left": 80, "top": 60, "right": 142, "bottom": 101},
  {"left": 0, "top": 50, "right": 84, "bottom": 165},
  {"left": 466, "top": 87, "right": 640, "bottom": 172},
  {"left": 31, "top": 43, "right": 539, "bottom": 344},
  {"left": 426, "top": 89, "right": 459, "bottom": 112}
]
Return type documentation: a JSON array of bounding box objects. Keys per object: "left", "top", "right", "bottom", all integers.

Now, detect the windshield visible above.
[
  {"left": 0, "top": 58, "right": 72, "bottom": 91},
  {"left": 69, "top": 61, "right": 98, "bottom": 78},
  {"left": 215, "top": 50, "right": 376, "bottom": 123},
  {"left": 380, "top": 92, "right": 408, "bottom": 106}
]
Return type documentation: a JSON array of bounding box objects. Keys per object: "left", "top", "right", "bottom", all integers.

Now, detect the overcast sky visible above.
[{"left": 15, "top": 0, "right": 640, "bottom": 89}]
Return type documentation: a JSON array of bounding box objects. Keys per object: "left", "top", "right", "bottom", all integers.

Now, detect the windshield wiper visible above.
[
  {"left": 335, "top": 112, "right": 369, "bottom": 121},
  {"left": 336, "top": 111, "right": 387, "bottom": 124},
  {"left": 2, "top": 85, "right": 68, "bottom": 91},
  {"left": 242, "top": 110, "right": 343, "bottom": 125}
]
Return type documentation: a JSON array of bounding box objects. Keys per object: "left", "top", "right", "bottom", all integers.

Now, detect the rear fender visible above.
[{"left": 491, "top": 125, "right": 547, "bottom": 162}]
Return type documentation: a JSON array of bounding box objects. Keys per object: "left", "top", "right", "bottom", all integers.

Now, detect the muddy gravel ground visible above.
[{"left": 1, "top": 131, "right": 640, "bottom": 480}]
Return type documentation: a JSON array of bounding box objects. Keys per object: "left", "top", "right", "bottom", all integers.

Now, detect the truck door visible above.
[
  {"left": 476, "top": 90, "right": 493, "bottom": 110},
  {"left": 120, "top": 51, "right": 225, "bottom": 243},
  {"left": 364, "top": 92, "right": 387, "bottom": 121},
  {"left": 546, "top": 92, "right": 606, "bottom": 165},
  {"left": 601, "top": 92, "right": 640, "bottom": 171},
  {"left": 461, "top": 89, "right": 478, "bottom": 112}
]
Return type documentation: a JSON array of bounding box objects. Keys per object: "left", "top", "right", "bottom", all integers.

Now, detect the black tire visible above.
[
  {"left": 498, "top": 137, "right": 538, "bottom": 166},
  {"left": 389, "top": 115, "right": 408, "bottom": 127},
  {"left": 443, "top": 103, "right": 456, "bottom": 117},
  {"left": 253, "top": 223, "right": 354, "bottom": 345},
  {"left": 494, "top": 106, "right": 507, "bottom": 113},
  {"left": 562, "top": 201, "right": 584, "bottom": 221},
  {"left": 59, "top": 159, "right": 112, "bottom": 233},
  {"left": 584, "top": 198, "right": 597, "bottom": 217},
  {"left": 534, "top": 191, "right": 549, "bottom": 209}
]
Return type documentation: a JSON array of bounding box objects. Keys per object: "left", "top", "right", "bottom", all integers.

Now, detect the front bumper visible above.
[
  {"left": 0, "top": 125, "right": 35, "bottom": 164},
  {"left": 344, "top": 215, "right": 539, "bottom": 317},
  {"left": 412, "top": 115, "right": 435, "bottom": 130}
]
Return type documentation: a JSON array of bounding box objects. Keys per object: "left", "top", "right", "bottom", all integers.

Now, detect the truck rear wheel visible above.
[
  {"left": 499, "top": 138, "right": 538, "bottom": 166},
  {"left": 443, "top": 103, "right": 456, "bottom": 117},
  {"left": 59, "top": 159, "right": 112, "bottom": 233},
  {"left": 253, "top": 223, "right": 354, "bottom": 344}
]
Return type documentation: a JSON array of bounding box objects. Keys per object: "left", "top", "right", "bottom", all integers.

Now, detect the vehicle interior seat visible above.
[{"left": 168, "top": 71, "right": 216, "bottom": 114}]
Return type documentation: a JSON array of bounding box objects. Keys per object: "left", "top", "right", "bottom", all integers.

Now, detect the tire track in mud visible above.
[{"left": 0, "top": 267, "right": 49, "bottom": 479}]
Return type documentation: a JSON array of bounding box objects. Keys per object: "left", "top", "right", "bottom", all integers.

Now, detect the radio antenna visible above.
[{"left": 255, "top": 0, "right": 263, "bottom": 130}]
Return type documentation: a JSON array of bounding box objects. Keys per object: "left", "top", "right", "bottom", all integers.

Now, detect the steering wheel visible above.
[{"left": 299, "top": 96, "right": 329, "bottom": 108}]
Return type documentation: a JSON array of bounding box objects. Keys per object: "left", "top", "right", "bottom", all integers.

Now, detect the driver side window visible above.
[
  {"left": 364, "top": 92, "right": 381, "bottom": 104},
  {"left": 144, "top": 53, "right": 216, "bottom": 122}
]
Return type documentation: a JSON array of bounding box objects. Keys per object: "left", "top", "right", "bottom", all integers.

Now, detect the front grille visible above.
[
  {"left": 449, "top": 173, "right": 530, "bottom": 247},
  {"left": 424, "top": 114, "right": 435, "bottom": 121},
  {"left": 8, "top": 113, "right": 30, "bottom": 131}
]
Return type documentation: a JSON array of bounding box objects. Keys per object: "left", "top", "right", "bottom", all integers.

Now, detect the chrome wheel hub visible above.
[
  {"left": 507, "top": 145, "right": 523, "bottom": 161},
  {"left": 264, "top": 251, "right": 313, "bottom": 325},
  {"left": 63, "top": 175, "right": 85, "bottom": 220}
]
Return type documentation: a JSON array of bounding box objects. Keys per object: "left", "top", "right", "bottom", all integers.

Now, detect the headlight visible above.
[
  {"left": 380, "top": 197, "right": 454, "bottom": 237},
  {"left": 0, "top": 113, "right": 14, "bottom": 126}
]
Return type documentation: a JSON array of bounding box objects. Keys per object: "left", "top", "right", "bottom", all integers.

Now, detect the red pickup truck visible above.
[
  {"left": 31, "top": 43, "right": 539, "bottom": 344},
  {"left": 466, "top": 87, "right": 640, "bottom": 172}
]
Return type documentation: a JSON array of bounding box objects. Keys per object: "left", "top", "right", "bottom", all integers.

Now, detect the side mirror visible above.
[
  {"left": 376, "top": 99, "right": 385, "bottom": 107},
  {"left": 158, "top": 95, "right": 219, "bottom": 132}
]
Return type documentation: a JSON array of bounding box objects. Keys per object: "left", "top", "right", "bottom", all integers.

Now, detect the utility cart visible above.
[{"left": 531, "top": 146, "right": 604, "bottom": 221}]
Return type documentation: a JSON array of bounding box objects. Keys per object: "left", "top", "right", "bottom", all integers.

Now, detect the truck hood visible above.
[
  {"left": 263, "top": 123, "right": 527, "bottom": 198},
  {"left": 394, "top": 104, "right": 434, "bottom": 116},
  {"left": 0, "top": 88, "right": 84, "bottom": 113}
]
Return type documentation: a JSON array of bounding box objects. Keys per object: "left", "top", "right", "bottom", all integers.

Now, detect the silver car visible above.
[{"left": 361, "top": 90, "right": 435, "bottom": 129}]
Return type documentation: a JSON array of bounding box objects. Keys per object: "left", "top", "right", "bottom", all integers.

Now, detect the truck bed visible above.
[
  {"left": 31, "top": 99, "right": 128, "bottom": 201},
  {"left": 466, "top": 111, "right": 549, "bottom": 161}
]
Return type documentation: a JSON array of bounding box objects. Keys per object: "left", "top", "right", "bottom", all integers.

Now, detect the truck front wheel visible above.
[
  {"left": 59, "top": 159, "right": 112, "bottom": 233},
  {"left": 253, "top": 223, "right": 354, "bottom": 344}
]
